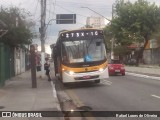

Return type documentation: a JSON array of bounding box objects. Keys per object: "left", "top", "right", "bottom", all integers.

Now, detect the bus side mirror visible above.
[
  {"left": 54, "top": 46, "right": 61, "bottom": 57},
  {"left": 53, "top": 46, "right": 57, "bottom": 51}
]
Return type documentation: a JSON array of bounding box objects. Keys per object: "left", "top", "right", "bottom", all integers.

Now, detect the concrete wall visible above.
[
  {"left": 143, "top": 50, "right": 151, "bottom": 64},
  {"left": 20, "top": 49, "right": 25, "bottom": 73},
  {"left": 143, "top": 48, "right": 160, "bottom": 64},
  {"left": 15, "top": 47, "right": 21, "bottom": 75},
  {"left": 14, "top": 47, "right": 26, "bottom": 75}
]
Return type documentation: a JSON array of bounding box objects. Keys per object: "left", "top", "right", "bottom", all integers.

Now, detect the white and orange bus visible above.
[{"left": 52, "top": 28, "right": 109, "bottom": 84}]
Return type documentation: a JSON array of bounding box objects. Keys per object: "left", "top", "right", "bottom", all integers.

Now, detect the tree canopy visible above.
[
  {"left": 0, "top": 7, "right": 34, "bottom": 46},
  {"left": 104, "top": 0, "right": 160, "bottom": 64}
]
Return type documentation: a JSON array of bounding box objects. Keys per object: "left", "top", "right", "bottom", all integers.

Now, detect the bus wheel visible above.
[
  {"left": 63, "top": 83, "right": 70, "bottom": 87},
  {"left": 95, "top": 80, "right": 100, "bottom": 83}
]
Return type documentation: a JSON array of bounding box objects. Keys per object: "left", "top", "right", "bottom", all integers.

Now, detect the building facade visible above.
[
  {"left": 86, "top": 16, "right": 105, "bottom": 28},
  {"left": 143, "top": 39, "right": 160, "bottom": 64}
]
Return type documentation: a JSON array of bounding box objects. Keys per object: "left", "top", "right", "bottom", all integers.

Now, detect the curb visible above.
[
  {"left": 50, "top": 81, "right": 65, "bottom": 120},
  {"left": 51, "top": 81, "right": 62, "bottom": 111}
]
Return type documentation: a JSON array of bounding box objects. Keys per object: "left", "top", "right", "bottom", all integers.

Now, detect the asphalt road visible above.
[{"left": 56, "top": 74, "right": 160, "bottom": 120}]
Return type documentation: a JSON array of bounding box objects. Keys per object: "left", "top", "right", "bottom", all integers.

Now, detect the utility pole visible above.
[
  {"left": 40, "top": 0, "right": 46, "bottom": 77},
  {"left": 30, "top": 45, "right": 37, "bottom": 88},
  {"left": 111, "top": 4, "right": 115, "bottom": 60}
]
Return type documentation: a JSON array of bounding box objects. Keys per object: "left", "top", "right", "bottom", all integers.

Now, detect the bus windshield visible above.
[{"left": 61, "top": 38, "right": 106, "bottom": 63}]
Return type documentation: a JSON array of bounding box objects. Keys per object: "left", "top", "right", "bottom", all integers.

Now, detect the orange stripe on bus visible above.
[{"left": 61, "top": 61, "right": 108, "bottom": 73}]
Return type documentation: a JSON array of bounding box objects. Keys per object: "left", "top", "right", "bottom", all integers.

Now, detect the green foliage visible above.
[
  {"left": 0, "top": 6, "right": 33, "bottom": 46},
  {"left": 104, "top": 0, "right": 160, "bottom": 56},
  {"left": 2, "top": 27, "right": 32, "bottom": 45},
  {"left": 113, "top": 45, "right": 131, "bottom": 55}
]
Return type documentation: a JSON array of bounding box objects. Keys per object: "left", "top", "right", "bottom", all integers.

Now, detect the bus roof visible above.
[
  {"left": 55, "top": 28, "right": 104, "bottom": 45},
  {"left": 59, "top": 28, "right": 103, "bottom": 35}
]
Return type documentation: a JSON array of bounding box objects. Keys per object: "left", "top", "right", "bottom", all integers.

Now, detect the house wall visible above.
[
  {"left": 143, "top": 48, "right": 160, "bottom": 64},
  {"left": 15, "top": 47, "right": 21, "bottom": 75},
  {"left": 20, "top": 49, "right": 25, "bottom": 73}
]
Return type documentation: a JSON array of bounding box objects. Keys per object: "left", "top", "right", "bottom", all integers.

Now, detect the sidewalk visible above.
[
  {"left": 0, "top": 62, "right": 63, "bottom": 120},
  {"left": 125, "top": 64, "right": 160, "bottom": 77}
]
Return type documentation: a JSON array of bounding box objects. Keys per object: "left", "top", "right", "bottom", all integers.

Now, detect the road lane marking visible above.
[
  {"left": 151, "top": 94, "right": 160, "bottom": 99},
  {"left": 101, "top": 80, "right": 112, "bottom": 85},
  {"left": 126, "top": 72, "right": 160, "bottom": 81}
]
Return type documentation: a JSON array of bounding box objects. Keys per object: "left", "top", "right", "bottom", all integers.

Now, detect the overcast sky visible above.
[{"left": 1, "top": 0, "right": 160, "bottom": 54}]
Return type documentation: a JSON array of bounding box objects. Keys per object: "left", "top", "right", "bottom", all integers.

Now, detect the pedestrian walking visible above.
[{"left": 44, "top": 60, "right": 51, "bottom": 81}]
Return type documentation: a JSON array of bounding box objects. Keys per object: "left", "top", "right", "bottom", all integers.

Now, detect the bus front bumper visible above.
[{"left": 62, "top": 68, "right": 109, "bottom": 83}]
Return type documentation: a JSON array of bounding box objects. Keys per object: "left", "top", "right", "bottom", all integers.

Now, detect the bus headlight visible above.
[
  {"left": 99, "top": 65, "right": 107, "bottom": 72},
  {"left": 99, "top": 68, "right": 104, "bottom": 72},
  {"left": 69, "top": 71, "right": 74, "bottom": 75},
  {"left": 65, "top": 70, "right": 75, "bottom": 75}
]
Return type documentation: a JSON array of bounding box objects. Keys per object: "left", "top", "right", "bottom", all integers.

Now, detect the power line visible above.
[
  {"left": 47, "top": 0, "right": 52, "bottom": 21},
  {"left": 55, "top": 1, "right": 108, "bottom": 9},
  {"left": 33, "top": 0, "right": 40, "bottom": 20},
  {"left": 45, "top": 0, "right": 56, "bottom": 39},
  {"left": 54, "top": 4, "right": 88, "bottom": 25},
  {"left": 56, "top": 4, "right": 88, "bottom": 18},
  {"left": 44, "top": 0, "right": 87, "bottom": 37},
  {"left": 45, "top": 0, "right": 52, "bottom": 37},
  {"left": 44, "top": 11, "right": 86, "bottom": 26},
  {"left": 1, "top": 0, "right": 12, "bottom": 5},
  {"left": 32, "top": 0, "right": 40, "bottom": 34},
  {"left": 45, "top": 1, "right": 90, "bottom": 23}
]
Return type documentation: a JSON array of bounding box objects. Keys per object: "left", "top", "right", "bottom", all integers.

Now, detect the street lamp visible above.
[
  {"left": 81, "top": 7, "right": 111, "bottom": 21},
  {"left": 45, "top": 19, "right": 56, "bottom": 32}
]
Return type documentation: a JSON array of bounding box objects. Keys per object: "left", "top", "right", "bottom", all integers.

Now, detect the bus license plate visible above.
[{"left": 83, "top": 76, "right": 91, "bottom": 79}]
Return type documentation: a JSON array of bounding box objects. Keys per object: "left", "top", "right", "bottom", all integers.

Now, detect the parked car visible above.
[
  {"left": 126, "top": 59, "right": 137, "bottom": 65},
  {"left": 108, "top": 60, "right": 125, "bottom": 76}
]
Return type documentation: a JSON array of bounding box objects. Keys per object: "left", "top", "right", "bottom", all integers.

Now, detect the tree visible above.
[
  {"left": 0, "top": 6, "right": 34, "bottom": 46},
  {"left": 104, "top": 0, "right": 160, "bottom": 65},
  {"left": 0, "top": 19, "right": 8, "bottom": 37}
]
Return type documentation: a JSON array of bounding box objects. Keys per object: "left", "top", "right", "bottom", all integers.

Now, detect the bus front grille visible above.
[
  {"left": 74, "top": 75, "right": 99, "bottom": 80},
  {"left": 74, "top": 70, "right": 98, "bottom": 73}
]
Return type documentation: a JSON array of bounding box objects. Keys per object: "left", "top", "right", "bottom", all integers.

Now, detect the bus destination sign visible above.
[{"left": 60, "top": 30, "right": 103, "bottom": 39}]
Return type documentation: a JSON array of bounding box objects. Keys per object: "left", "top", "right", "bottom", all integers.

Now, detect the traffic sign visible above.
[{"left": 56, "top": 14, "right": 76, "bottom": 24}]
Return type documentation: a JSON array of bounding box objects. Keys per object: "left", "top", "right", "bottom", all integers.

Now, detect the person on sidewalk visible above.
[{"left": 44, "top": 59, "right": 51, "bottom": 81}]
